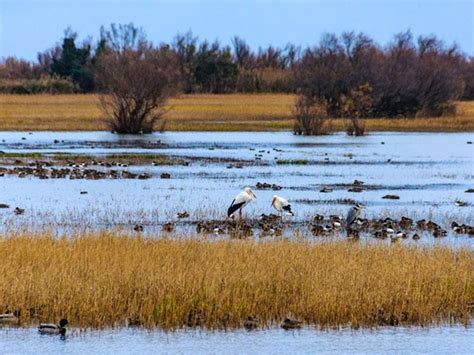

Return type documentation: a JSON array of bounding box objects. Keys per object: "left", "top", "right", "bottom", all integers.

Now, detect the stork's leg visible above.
[{"left": 239, "top": 209, "right": 242, "bottom": 220}]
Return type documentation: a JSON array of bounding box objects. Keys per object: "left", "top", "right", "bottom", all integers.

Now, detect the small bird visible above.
[
  {"left": 281, "top": 317, "right": 302, "bottom": 330},
  {"left": 271, "top": 195, "right": 294, "bottom": 218},
  {"left": 227, "top": 187, "right": 257, "bottom": 219},
  {"left": 38, "top": 318, "right": 68, "bottom": 336},
  {"left": 243, "top": 316, "right": 259, "bottom": 330},
  {"left": 14, "top": 207, "right": 25, "bottom": 215},
  {"left": 0, "top": 310, "right": 20, "bottom": 324},
  {"left": 346, "top": 204, "right": 363, "bottom": 228}
]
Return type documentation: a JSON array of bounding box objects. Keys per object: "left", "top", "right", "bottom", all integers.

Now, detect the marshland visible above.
[
  {"left": 0, "top": 131, "right": 473, "bottom": 335},
  {"left": 1, "top": 1, "right": 474, "bottom": 353}
]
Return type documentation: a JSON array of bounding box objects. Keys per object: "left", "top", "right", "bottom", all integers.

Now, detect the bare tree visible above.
[
  {"left": 293, "top": 95, "right": 331, "bottom": 135},
  {"left": 95, "top": 24, "right": 180, "bottom": 134},
  {"left": 341, "top": 83, "right": 373, "bottom": 136}
]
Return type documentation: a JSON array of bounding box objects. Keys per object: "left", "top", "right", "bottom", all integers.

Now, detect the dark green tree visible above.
[{"left": 51, "top": 31, "right": 94, "bottom": 92}]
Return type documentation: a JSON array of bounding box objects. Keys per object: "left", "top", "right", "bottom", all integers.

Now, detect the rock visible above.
[
  {"left": 320, "top": 186, "right": 333, "bottom": 193},
  {"left": 160, "top": 173, "right": 171, "bottom": 179},
  {"left": 382, "top": 194, "right": 400, "bottom": 199},
  {"left": 0, "top": 204, "right": 10, "bottom": 209},
  {"left": 348, "top": 187, "right": 363, "bottom": 193},
  {"left": 465, "top": 188, "right": 474, "bottom": 193},
  {"left": 80, "top": 191, "right": 88, "bottom": 195}
]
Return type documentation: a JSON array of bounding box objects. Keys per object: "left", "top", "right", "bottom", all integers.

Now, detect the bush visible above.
[
  {"left": 95, "top": 24, "right": 180, "bottom": 134},
  {"left": 0, "top": 76, "right": 77, "bottom": 94},
  {"left": 294, "top": 31, "right": 466, "bottom": 119},
  {"left": 341, "top": 83, "right": 373, "bottom": 136},
  {"left": 293, "top": 95, "right": 331, "bottom": 135}
]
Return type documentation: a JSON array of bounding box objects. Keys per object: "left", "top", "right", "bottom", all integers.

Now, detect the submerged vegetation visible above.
[{"left": 0, "top": 233, "right": 472, "bottom": 330}]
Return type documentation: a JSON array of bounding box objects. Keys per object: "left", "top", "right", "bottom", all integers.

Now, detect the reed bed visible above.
[
  {"left": 1, "top": 94, "right": 473, "bottom": 131},
  {"left": 0, "top": 232, "right": 472, "bottom": 330}
]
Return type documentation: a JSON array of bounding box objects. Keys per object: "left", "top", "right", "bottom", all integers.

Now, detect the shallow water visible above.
[
  {"left": 0, "top": 131, "right": 473, "bottom": 244},
  {"left": 1, "top": 326, "right": 472, "bottom": 354}
]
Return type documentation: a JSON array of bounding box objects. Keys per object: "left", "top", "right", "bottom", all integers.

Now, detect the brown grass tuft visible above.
[{"left": 0, "top": 233, "right": 472, "bottom": 329}]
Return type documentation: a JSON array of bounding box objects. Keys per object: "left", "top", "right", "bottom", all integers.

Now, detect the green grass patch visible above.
[{"left": 276, "top": 159, "right": 309, "bottom": 165}]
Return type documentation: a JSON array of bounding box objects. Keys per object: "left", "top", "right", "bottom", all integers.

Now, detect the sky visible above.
[{"left": 0, "top": 0, "right": 472, "bottom": 61}]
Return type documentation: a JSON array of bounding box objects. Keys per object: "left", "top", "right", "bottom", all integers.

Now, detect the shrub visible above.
[
  {"left": 0, "top": 76, "right": 77, "bottom": 94},
  {"left": 341, "top": 83, "right": 373, "bottom": 136},
  {"left": 293, "top": 95, "right": 331, "bottom": 135},
  {"left": 95, "top": 24, "right": 180, "bottom": 134}
]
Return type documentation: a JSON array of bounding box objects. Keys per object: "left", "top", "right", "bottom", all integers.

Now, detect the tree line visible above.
[{"left": 0, "top": 23, "right": 473, "bottom": 134}]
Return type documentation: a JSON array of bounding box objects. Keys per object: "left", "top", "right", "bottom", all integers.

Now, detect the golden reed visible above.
[
  {"left": 0, "top": 233, "right": 472, "bottom": 329},
  {"left": 1, "top": 94, "right": 473, "bottom": 131}
]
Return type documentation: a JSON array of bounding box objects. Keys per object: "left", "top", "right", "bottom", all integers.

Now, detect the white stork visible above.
[
  {"left": 227, "top": 187, "right": 257, "bottom": 219},
  {"left": 271, "top": 195, "right": 294, "bottom": 218}
]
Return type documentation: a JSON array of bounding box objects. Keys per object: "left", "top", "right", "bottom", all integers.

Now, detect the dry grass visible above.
[
  {"left": 1, "top": 94, "right": 473, "bottom": 131},
  {"left": 0, "top": 233, "right": 472, "bottom": 329}
]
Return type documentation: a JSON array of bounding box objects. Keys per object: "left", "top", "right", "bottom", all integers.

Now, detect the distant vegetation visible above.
[
  {"left": 2, "top": 94, "right": 474, "bottom": 132},
  {"left": 1, "top": 23, "right": 473, "bottom": 133}
]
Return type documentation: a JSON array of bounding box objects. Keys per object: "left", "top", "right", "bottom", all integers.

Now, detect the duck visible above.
[
  {"left": 0, "top": 310, "right": 21, "bottom": 324},
  {"left": 281, "top": 317, "right": 302, "bottom": 330},
  {"left": 243, "top": 316, "right": 259, "bottom": 330},
  {"left": 14, "top": 207, "right": 25, "bottom": 215},
  {"left": 162, "top": 222, "right": 175, "bottom": 233},
  {"left": 38, "top": 318, "right": 68, "bottom": 336}
]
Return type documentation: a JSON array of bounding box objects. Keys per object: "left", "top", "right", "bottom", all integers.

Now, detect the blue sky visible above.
[{"left": 0, "top": 0, "right": 472, "bottom": 61}]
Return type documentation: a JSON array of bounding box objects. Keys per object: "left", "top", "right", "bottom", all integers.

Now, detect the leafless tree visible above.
[
  {"left": 341, "top": 83, "right": 373, "bottom": 136},
  {"left": 94, "top": 24, "right": 180, "bottom": 134},
  {"left": 293, "top": 95, "right": 331, "bottom": 135}
]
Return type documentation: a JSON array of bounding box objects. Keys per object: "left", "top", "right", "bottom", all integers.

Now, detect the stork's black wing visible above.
[{"left": 227, "top": 199, "right": 246, "bottom": 217}]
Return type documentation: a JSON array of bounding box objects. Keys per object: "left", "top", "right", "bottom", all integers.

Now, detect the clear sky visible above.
[{"left": 0, "top": 0, "right": 472, "bottom": 61}]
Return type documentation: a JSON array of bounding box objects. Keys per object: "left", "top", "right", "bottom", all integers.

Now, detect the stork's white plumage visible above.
[
  {"left": 227, "top": 187, "right": 256, "bottom": 218},
  {"left": 271, "top": 195, "right": 294, "bottom": 216}
]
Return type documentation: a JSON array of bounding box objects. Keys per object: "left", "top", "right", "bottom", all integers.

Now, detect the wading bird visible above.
[
  {"left": 38, "top": 318, "right": 68, "bottom": 336},
  {"left": 346, "top": 203, "right": 363, "bottom": 229},
  {"left": 227, "top": 187, "right": 257, "bottom": 219},
  {"left": 271, "top": 195, "right": 294, "bottom": 219}
]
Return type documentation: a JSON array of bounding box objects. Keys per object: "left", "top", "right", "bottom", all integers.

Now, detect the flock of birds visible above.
[
  {"left": 226, "top": 187, "right": 473, "bottom": 240},
  {"left": 0, "top": 311, "right": 68, "bottom": 336},
  {"left": 227, "top": 187, "right": 293, "bottom": 219}
]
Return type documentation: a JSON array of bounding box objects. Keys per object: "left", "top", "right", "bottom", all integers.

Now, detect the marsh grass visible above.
[
  {"left": 1, "top": 94, "right": 473, "bottom": 131},
  {"left": 276, "top": 159, "right": 309, "bottom": 165},
  {"left": 0, "top": 152, "right": 181, "bottom": 166},
  {"left": 0, "top": 233, "right": 472, "bottom": 330}
]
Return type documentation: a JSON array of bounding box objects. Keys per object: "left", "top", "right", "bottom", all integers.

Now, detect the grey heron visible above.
[{"left": 346, "top": 203, "right": 363, "bottom": 228}]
